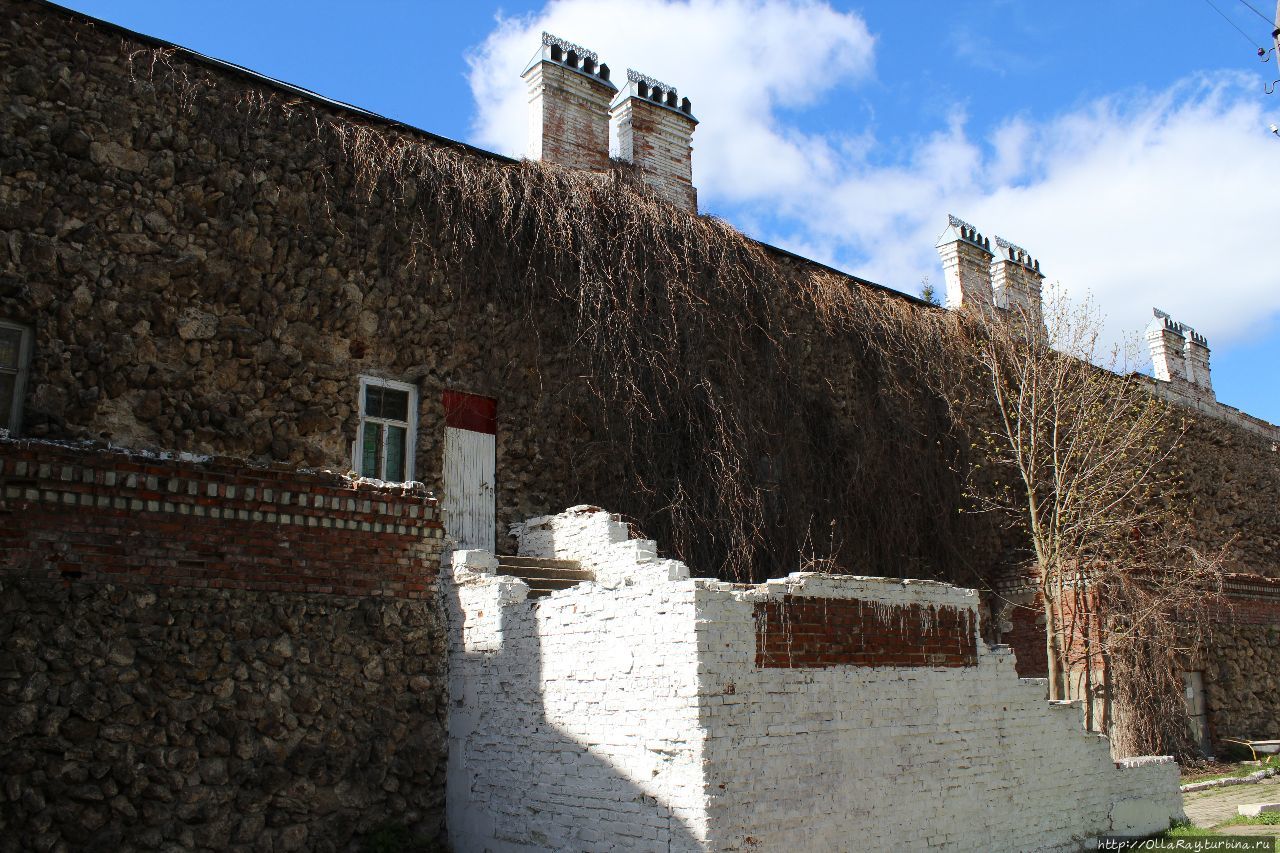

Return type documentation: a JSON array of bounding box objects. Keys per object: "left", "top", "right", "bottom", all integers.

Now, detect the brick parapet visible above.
[
  {"left": 0, "top": 438, "right": 443, "bottom": 598},
  {"left": 1142, "top": 374, "right": 1280, "bottom": 441}
]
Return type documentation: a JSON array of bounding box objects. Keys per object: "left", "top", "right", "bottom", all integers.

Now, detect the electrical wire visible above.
[
  {"left": 1201, "top": 0, "right": 1267, "bottom": 48},
  {"left": 1236, "top": 0, "right": 1276, "bottom": 27}
]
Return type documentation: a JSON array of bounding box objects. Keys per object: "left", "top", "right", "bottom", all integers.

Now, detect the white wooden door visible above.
[{"left": 442, "top": 391, "right": 497, "bottom": 551}]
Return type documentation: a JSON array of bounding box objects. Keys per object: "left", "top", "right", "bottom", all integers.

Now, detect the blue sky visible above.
[{"left": 55, "top": 0, "right": 1280, "bottom": 423}]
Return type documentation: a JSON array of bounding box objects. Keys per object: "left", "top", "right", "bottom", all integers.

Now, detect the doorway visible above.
[
  {"left": 442, "top": 390, "right": 497, "bottom": 551},
  {"left": 1182, "top": 670, "right": 1213, "bottom": 757}
]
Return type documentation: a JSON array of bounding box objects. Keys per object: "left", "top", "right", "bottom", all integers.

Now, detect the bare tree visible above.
[{"left": 967, "top": 288, "right": 1226, "bottom": 757}]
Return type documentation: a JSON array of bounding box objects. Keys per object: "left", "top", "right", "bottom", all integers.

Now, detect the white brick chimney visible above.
[
  {"left": 1146, "top": 309, "right": 1213, "bottom": 398},
  {"left": 991, "top": 236, "right": 1045, "bottom": 329},
  {"left": 522, "top": 33, "right": 616, "bottom": 170},
  {"left": 610, "top": 70, "right": 698, "bottom": 212},
  {"left": 1183, "top": 326, "right": 1213, "bottom": 395},
  {"left": 1146, "top": 311, "right": 1187, "bottom": 382},
  {"left": 936, "top": 215, "right": 994, "bottom": 311}
]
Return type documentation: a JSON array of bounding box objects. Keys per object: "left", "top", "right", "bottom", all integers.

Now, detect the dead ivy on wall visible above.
[{"left": 121, "top": 46, "right": 1011, "bottom": 585}]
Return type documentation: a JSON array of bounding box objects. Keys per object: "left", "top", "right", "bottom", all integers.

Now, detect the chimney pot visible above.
[
  {"left": 611, "top": 69, "right": 699, "bottom": 212},
  {"left": 936, "top": 215, "right": 994, "bottom": 312},
  {"left": 1146, "top": 309, "right": 1188, "bottom": 384},
  {"left": 522, "top": 33, "right": 617, "bottom": 170},
  {"left": 991, "top": 235, "right": 1045, "bottom": 331}
]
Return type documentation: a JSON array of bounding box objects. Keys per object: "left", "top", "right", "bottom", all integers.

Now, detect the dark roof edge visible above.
[
  {"left": 753, "top": 241, "right": 935, "bottom": 310},
  {"left": 32, "top": 0, "right": 928, "bottom": 311},
  {"left": 33, "top": 0, "right": 517, "bottom": 166}
]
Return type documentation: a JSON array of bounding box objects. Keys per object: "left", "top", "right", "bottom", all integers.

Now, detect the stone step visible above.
[
  {"left": 496, "top": 556, "right": 585, "bottom": 572},
  {"left": 495, "top": 564, "right": 593, "bottom": 582},
  {"left": 513, "top": 576, "right": 583, "bottom": 591},
  {"left": 493, "top": 556, "right": 592, "bottom": 601}
]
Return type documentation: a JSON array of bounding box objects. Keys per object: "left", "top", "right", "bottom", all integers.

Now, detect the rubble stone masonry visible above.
[
  {"left": 2, "top": 0, "right": 1275, "bottom": 580},
  {"left": 0, "top": 438, "right": 448, "bottom": 851}
]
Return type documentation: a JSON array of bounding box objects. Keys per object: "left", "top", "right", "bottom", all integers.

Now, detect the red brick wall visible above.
[
  {"left": 1001, "top": 576, "right": 1280, "bottom": 680},
  {"left": 0, "top": 439, "right": 443, "bottom": 598},
  {"left": 1215, "top": 574, "right": 1280, "bottom": 624},
  {"left": 1006, "top": 596, "right": 1049, "bottom": 677},
  {"left": 754, "top": 594, "right": 978, "bottom": 669}
]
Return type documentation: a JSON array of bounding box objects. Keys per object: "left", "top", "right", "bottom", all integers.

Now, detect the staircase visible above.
[{"left": 496, "top": 556, "right": 594, "bottom": 600}]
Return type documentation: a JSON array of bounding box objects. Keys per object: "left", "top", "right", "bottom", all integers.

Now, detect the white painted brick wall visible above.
[
  {"left": 445, "top": 509, "right": 1184, "bottom": 852},
  {"left": 693, "top": 572, "right": 1181, "bottom": 852}
]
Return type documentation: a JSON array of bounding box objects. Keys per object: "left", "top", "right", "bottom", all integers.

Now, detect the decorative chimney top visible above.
[
  {"left": 543, "top": 32, "right": 597, "bottom": 61},
  {"left": 939, "top": 214, "right": 991, "bottom": 253},
  {"left": 1151, "top": 308, "right": 1180, "bottom": 331},
  {"left": 623, "top": 69, "right": 697, "bottom": 120},
  {"left": 528, "top": 32, "right": 615, "bottom": 88},
  {"left": 993, "top": 236, "right": 1041, "bottom": 274},
  {"left": 936, "top": 215, "right": 994, "bottom": 310},
  {"left": 1150, "top": 308, "right": 1207, "bottom": 346}
]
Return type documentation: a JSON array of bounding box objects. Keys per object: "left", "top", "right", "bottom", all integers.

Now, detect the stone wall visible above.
[
  {"left": 0, "top": 0, "right": 1007, "bottom": 582},
  {"left": 3, "top": 0, "right": 1278, "bottom": 777},
  {"left": 1176, "top": 417, "right": 1280, "bottom": 578},
  {"left": 2, "top": 0, "right": 1276, "bottom": 586},
  {"left": 445, "top": 507, "right": 1184, "bottom": 852},
  {"left": 0, "top": 439, "right": 448, "bottom": 851},
  {"left": 0, "top": 0, "right": 607, "bottom": 551},
  {"left": 4, "top": 0, "right": 1277, "bottom": 589},
  {"left": 1199, "top": 574, "right": 1280, "bottom": 743},
  {"left": 1, "top": 581, "right": 446, "bottom": 853}
]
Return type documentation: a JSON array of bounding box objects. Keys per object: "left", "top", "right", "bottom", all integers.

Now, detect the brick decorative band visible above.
[
  {"left": 1216, "top": 594, "right": 1280, "bottom": 625},
  {"left": 0, "top": 439, "right": 443, "bottom": 598},
  {"left": 754, "top": 595, "right": 978, "bottom": 669}
]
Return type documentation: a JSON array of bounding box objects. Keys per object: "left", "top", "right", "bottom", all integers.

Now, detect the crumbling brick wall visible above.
[{"left": 446, "top": 507, "right": 1184, "bottom": 852}]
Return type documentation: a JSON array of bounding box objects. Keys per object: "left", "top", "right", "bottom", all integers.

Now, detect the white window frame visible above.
[
  {"left": 354, "top": 376, "right": 417, "bottom": 482},
  {"left": 0, "top": 320, "right": 32, "bottom": 436}
]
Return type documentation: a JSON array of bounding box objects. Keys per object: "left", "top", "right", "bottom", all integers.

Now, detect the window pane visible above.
[
  {"left": 360, "top": 422, "right": 382, "bottom": 478},
  {"left": 381, "top": 388, "right": 409, "bottom": 422},
  {"left": 365, "top": 385, "right": 384, "bottom": 419},
  {"left": 0, "top": 372, "right": 13, "bottom": 430},
  {"left": 385, "top": 426, "right": 407, "bottom": 482},
  {"left": 0, "top": 328, "right": 20, "bottom": 370}
]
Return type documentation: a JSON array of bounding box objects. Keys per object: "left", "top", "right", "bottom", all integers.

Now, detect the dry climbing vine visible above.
[
  {"left": 119, "top": 43, "right": 1242, "bottom": 756},
  {"left": 124, "top": 44, "right": 1000, "bottom": 585}
]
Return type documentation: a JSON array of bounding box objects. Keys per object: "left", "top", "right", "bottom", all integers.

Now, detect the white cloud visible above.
[
  {"left": 468, "top": 2, "right": 1280, "bottom": 350},
  {"left": 951, "top": 76, "right": 1280, "bottom": 347},
  {"left": 467, "top": 0, "right": 875, "bottom": 201}
]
